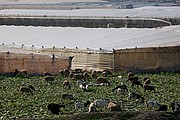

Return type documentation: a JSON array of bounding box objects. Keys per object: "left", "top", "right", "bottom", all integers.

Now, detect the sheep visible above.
[
  {"left": 14, "top": 69, "right": 27, "bottom": 77},
  {"left": 91, "top": 73, "right": 98, "bottom": 79},
  {"left": 157, "top": 105, "right": 167, "bottom": 111},
  {"left": 143, "top": 84, "right": 156, "bottom": 93},
  {"left": 28, "top": 85, "right": 35, "bottom": 91},
  {"left": 116, "top": 88, "right": 127, "bottom": 95},
  {"left": 61, "top": 94, "right": 76, "bottom": 101},
  {"left": 47, "top": 103, "right": 65, "bottom": 115},
  {"left": 128, "top": 77, "right": 143, "bottom": 87},
  {"left": 79, "top": 83, "right": 88, "bottom": 91},
  {"left": 143, "top": 78, "right": 151, "bottom": 85},
  {"left": 88, "top": 102, "right": 96, "bottom": 113},
  {"left": 112, "top": 85, "right": 128, "bottom": 92},
  {"left": 102, "top": 70, "right": 113, "bottom": 77},
  {"left": 129, "top": 92, "right": 144, "bottom": 102},
  {"left": 62, "top": 80, "right": 71, "bottom": 89},
  {"left": 94, "top": 99, "right": 112, "bottom": 108},
  {"left": 128, "top": 72, "right": 134, "bottom": 79},
  {"left": 75, "top": 101, "right": 90, "bottom": 110},
  {"left": 107, "top": 102, "right": 122, "bottom": 112},
  {"left": 20, "top": 86, "right": 33, "bottom": 95},
  {"left": 146, "top": 101, "right": 161, "bottom": 110},
  {"left": 44, "top": 76, "right": 55, "bottom": 82},
  {"left": 83, "top": 71, "right": 89, "bottom": 79},
  {"left": 75, "top": 102, "right": 84, "bottom": 110},
  {"left": 96, "top": 77, "right": 110, "bottom": 86},
  {"left": 43, "top": 72, "right": 52, "bottom": 76},
  {"left": 59, "top": 69, "right": 70, "bottom": 77},
  {"left": 73, "top": 73, "right": 86, "bottom": 81}
]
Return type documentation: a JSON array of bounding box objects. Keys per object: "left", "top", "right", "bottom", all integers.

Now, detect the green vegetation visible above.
[{"left": 0, "top": 72, "right": 180, "bottom": 119}]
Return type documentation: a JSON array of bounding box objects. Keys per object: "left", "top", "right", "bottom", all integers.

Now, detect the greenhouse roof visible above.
[
  {"left": 0, "top": 25, "right": 179, "bottom": 52},
  {"left": 0, "top": 6, "right": 180, "bottom": 18}
]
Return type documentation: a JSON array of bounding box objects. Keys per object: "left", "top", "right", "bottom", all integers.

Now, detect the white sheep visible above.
[{"left": 88, "top": 102, "right": 96, "bottom": 113}]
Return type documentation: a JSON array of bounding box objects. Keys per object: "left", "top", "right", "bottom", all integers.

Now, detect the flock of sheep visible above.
[{"left": 15, "top": 68, "right": 180, "bottom": 115}]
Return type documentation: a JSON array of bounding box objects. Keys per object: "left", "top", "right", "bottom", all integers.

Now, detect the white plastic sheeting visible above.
[
  {"left": 0, "top": 6, "right": 180, "bottom": 18},
  {"left": 0, "top": 25, "right": 179, "bottom": 52}
]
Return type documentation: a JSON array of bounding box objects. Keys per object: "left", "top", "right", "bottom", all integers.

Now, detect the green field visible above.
[{"left": 0, "top": 72, "right": 180, "bottom": 119}]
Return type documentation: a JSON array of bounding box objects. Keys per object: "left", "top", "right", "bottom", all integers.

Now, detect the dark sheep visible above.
[
  {"left": 129, "top": 92, "right": 144, "bottom": 102},
  {"left": 83, "top": 71, "right": 89, "bottom": 79},
  {"left": 14, "top": 69, "right": 27, "bottom": 77},
  {"left": 47, "top": 103, "right": 65, "bottom": 115},
  {"left": 20, "top": 86, "right": 33, "bottom": 95},
  {"left": 96, "top": 77, "right": 110, "bottom": 85},
  {"left": 73, "top": 73, "right": 85, "bottom": 81},
  {"left": 62, "top": 80, "right": 71, "bottom": 89},
  {"left": 112, "top": 85, "right": 128, "bottom": 92},
  {"left": 143, "top": 84, "right": 156, "bottom": 93},
  {"left": 43, "top": 72, "right": 52, "bottom": 76},
  {"left": 59, "top": 69, "right": 70, "bottom": 77},
  {"left": 28, "top": 85, "right": 35, "bottom": 91},
  {"left": 91, "top": 73, "right": 98, "bottom": 79},
  {"left": 143, "top": 78, "right": 151, "bottom": 85},
  {"left": 62, "top": 94, "right": 76, "bottom": 101},
  {"left": 103, "top": 70, "right": 113, "bottom": 76},
  {"left": 44, "top": 76, "right": 55, "bottom": 82},
  {"left": 157, "top": 105, "right": 167, "bottom": 111},
  {"left": 128, "top": 77, "right": 143, "bottom": 87},
  {"left": 128, "top": 72, "right": 135, "bottom": 79}
]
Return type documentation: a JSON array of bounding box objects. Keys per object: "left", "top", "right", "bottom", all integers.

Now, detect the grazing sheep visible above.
[
  {"left": 20, "top": 86, "right": 33, "bottom": 95},
  {"left": 128, "top": 76, "right": 138, "bottom": 82},
  {"left": 157, "top": 105, "right": 167, "bottom": 111},
  {"left": 83, "top": 71, "right": 89, "bottom": 79},
  {"left": 75, "top": 101, "right": 90, "bottom": 110},
  {"left": 96, "top": 77, "right": 110, "bottom": 86},
  {"left": 74, "top": 68, "right": 83, "bottom": 73},
  {"left": 75, "top": 102, "right": 84, "bottom": 110},
  {"left": 129, "top": 92, "right": 144, "bottom": 102},
  {"left": 79, "top": 83, "right": 88, "bottom": 91},
  {"left": 14, "top": 69, "right": 27, "bottom": 77},
  {"left": 94, "top": 99, "right": 112, "bottom": 108},
  {"left": 112, "top": 85, "right": 128, "bottom": 92},
  {"left": 47, "top": 103, "right": 65, "bottom": 115},
  {"left": 62, "top": 94, "right": 76, "bottom": 101},
  {"left": 116, "top": 88, "right": 127, "bottom": 95},
  {"left": 91, "top": 73, "right": 98, "bottom": 79},
  {"left": 59, "top": 69, "right": 70, "bottom": 77},
  {"left": 102, "top": 70, "right": 113, "bottom": 77},
  {"left": 63, "top": 80, "right": 71, "bottom": 89},
  {"left": 143, "top": 84, "right": 156, "bottom": 93},
  {"left": 128, "top": 77, "right": 143, "bottom": 87},
  {"left": 28, "top": 85, "right": 35, "bottom": 91},
  {"left": 107, "top": 102, "right": 122, "bottom": 112},
  {"left": 44, "top": 76, "right": 55, "bottom": 82},
  {"left": 128, "top": 72, "right": 135, "bottom": 78},
  {"left": 143, "top": 78, "right": 151, "bottom": 85},
  {"left": 146, "top": 101, "right": 161, "bottom": 110},
  {"left": 73, "top": 73, "right": 86, "bottom": 81},
  {"left": 43, "top": 72, "right": 52, "bottom": 76},
  {"left": 88, "top": 102, "right": 96, "bottom": 113}
]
